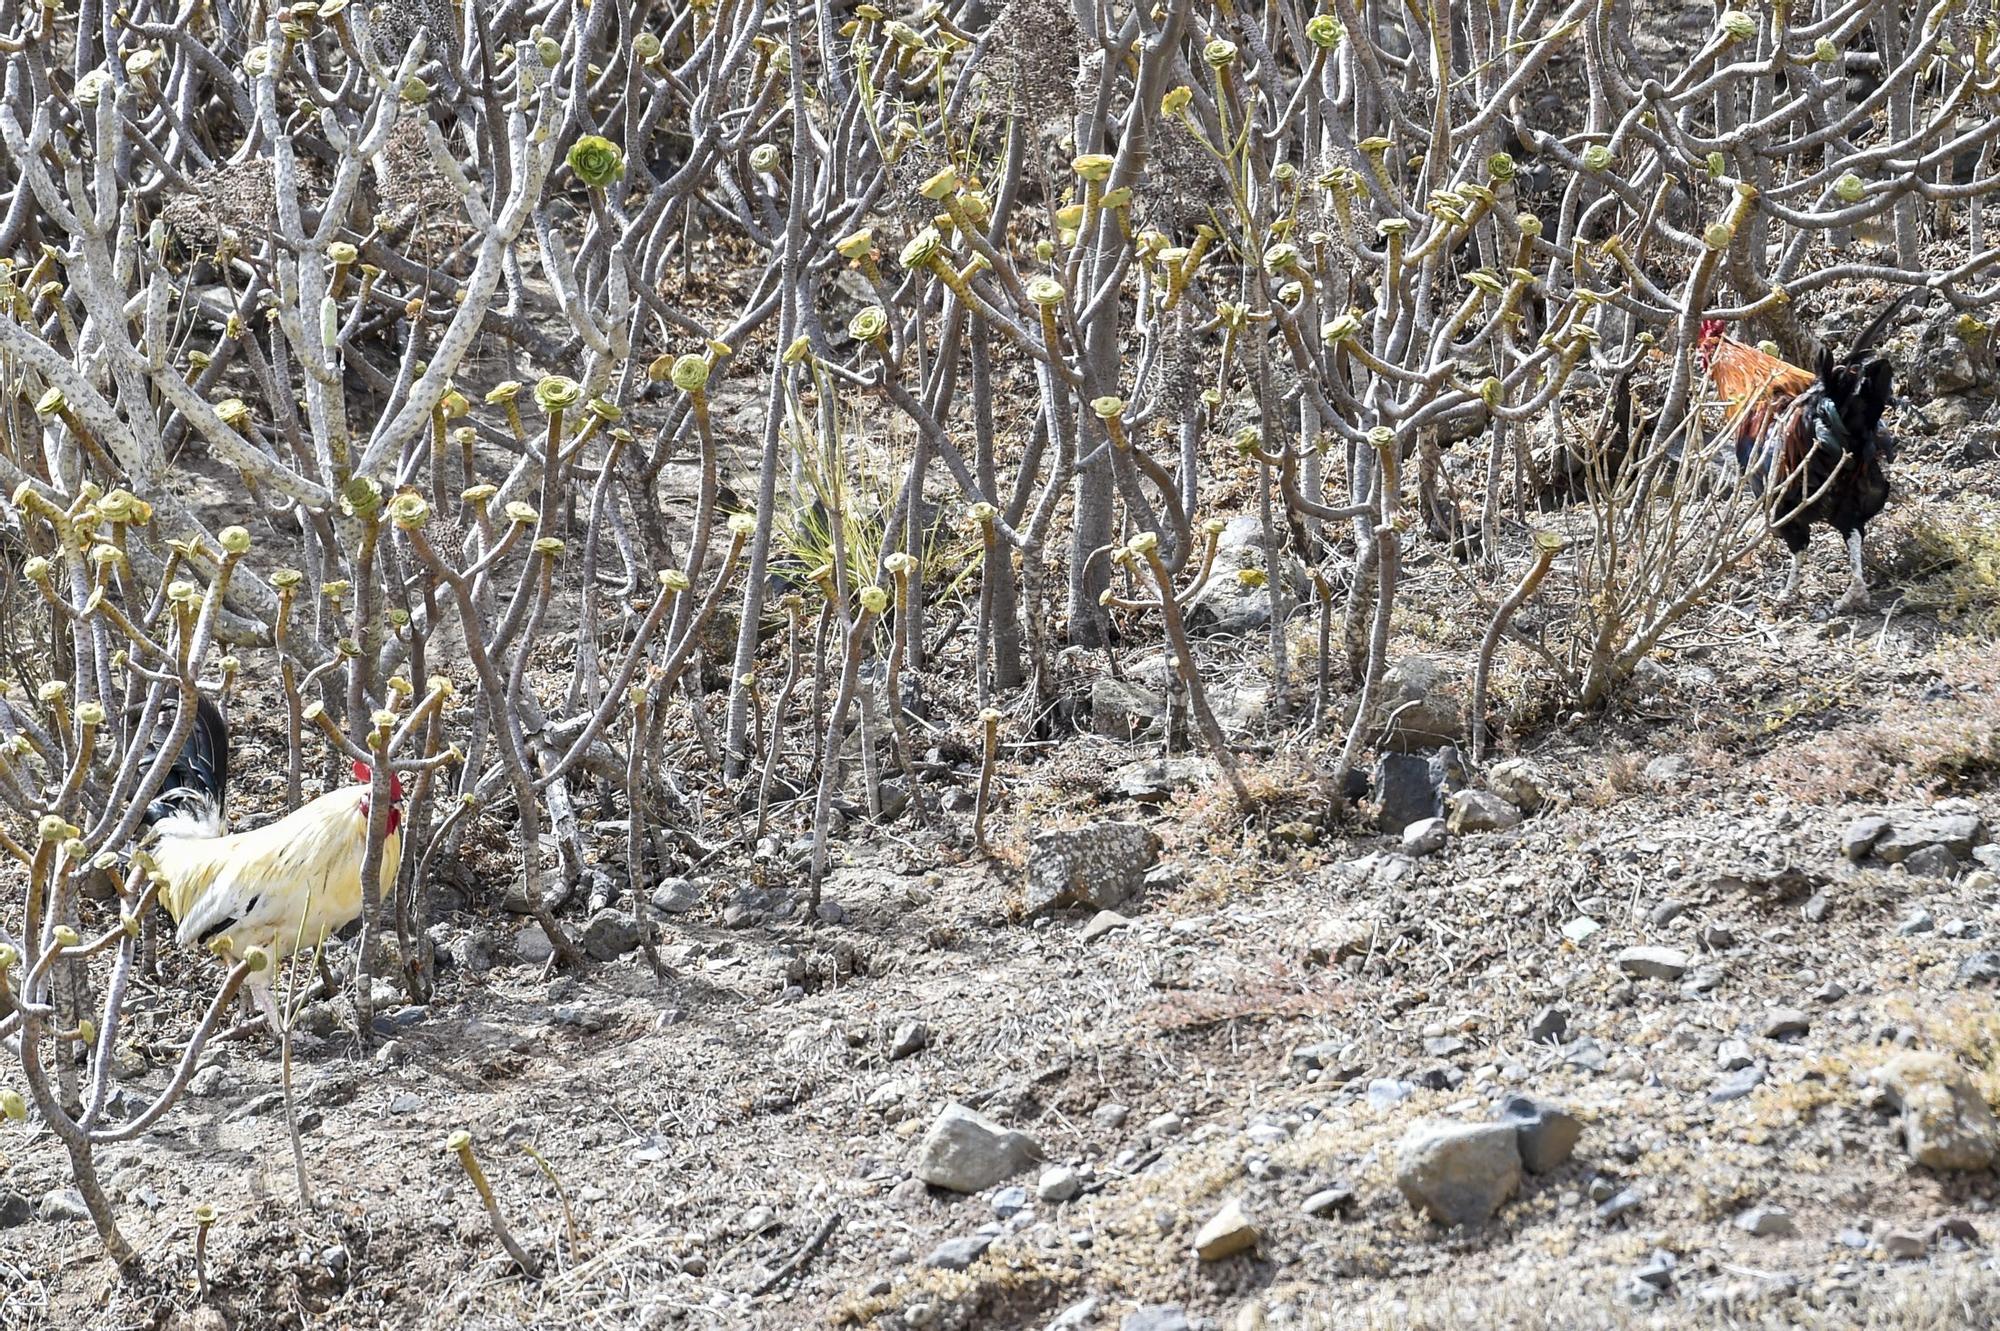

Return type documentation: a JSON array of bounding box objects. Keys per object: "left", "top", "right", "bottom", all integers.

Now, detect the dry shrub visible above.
[
  {"left": 1754, "top": 648, "right": 2000, "bottom": 800},
  {"left": 1897, "top": 499, "right": 2000, "bottom": 639},
  {"left": 1584, "top": 748, "right": 1646, "bottom": 807}
]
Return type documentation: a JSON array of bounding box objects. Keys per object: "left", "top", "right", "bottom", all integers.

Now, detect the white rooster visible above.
[{"left": 142, "top": 697, "right": 403, "bottom": 1031}]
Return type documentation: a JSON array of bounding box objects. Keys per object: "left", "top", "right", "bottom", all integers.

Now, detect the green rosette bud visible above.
[
  {"left": 849, "top": 307, "right": 889, "bottom": 342},
  {"left": 1719, "top": 10, "right": 1757, "bottom": 42},
  {"left": 1071, "top": 154, "right": 1114, "bottom": 183},
  {"left": 1321, "top": 313, "right": 1362, "bottom": 345},
  {"left": 566, "top": 135, "right": 626, "bottom": 189},
  {"left": 389, "top": 493, "right": 431, "bottom": 530},
  {"left": 919, "top": 165, "right": 960, "bottom": 199},
  {"left": 900, "top": 227, "right": 943, "bottom": 269},
  {"left": 534, "top": 376, "right": 584, "bottom": 413},
  {"left": 670, "top": 355, "right": 710, "bottom": 393},
  {"left": 1027, "top": 276, "right": 1067, "bottom": 307}
]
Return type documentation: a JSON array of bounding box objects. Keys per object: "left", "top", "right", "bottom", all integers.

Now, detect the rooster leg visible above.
[
  {"left": 1775, "top": 549, "right": 1805, "bottom": 610},
  {"left": 249, "top": 980, "right": 285, "bottom": 1047},
  {"left": 1834, "top": 529, "right": 1870, "bottom": 613}
]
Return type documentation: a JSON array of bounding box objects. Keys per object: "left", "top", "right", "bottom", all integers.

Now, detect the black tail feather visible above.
[
  {"left": 141, "top": 695, "right": 229, "bottom": 827},
  {"left": 1840, "top": 287, "right": 1926, "bottom": 368}
]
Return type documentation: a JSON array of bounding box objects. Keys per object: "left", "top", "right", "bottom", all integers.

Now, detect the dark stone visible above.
[
  {"left": 1595, "top": 1187, "right": 1643, "bottom": 1223},
  {"left": 1955, "top": 952, "right": 2000, "bottom": 986},
  {"left": 1708, "top": 1064, "right": 1766, "bottom": 1104},
  {"left": 925, "top": 1233, "right": 996, "bottom": 1271},
  {"left": 1374, "top": 753, "right": 1442, "bottom": 833},
  {"left": 1498, "top": 1094, "right": 1583, "bottom": 1173}
]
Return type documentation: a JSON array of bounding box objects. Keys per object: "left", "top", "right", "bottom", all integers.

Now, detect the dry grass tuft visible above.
[
  {"left": 1752, "top": 646, "right": 2000, "bottom": 800},
  {"left": 1886, "top": 499, "right": 2000, "bottom": 639}
]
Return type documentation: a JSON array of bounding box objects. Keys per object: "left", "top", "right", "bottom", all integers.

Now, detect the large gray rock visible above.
[
  {"left": 650, "top": 877, "right": 702, "bottom": 914},
  {"left": 1092, "top": 678, "right": 1166, "bottom": 741},
  {"left": 1902, "top": 845, "right": 1962, "bottom": 879},
  {"left": 1106, "top": 758, "right": 1207, "bottom": 803},
  {"left": 1873, "top": 1053, "right": 2000, "bottom": 1171},
  {"left": 515, "top": 924, "right": 554, "bottom": 965},
  {"left": 1485, "top": 758, "right": 1549, "bottom": 812},
  {"left": 1842, "top": 815, "right": 1892, "bottom": 861},
  {"left": 1447, "top": 789, "right": 1523, "bottom": 834},
  {"left": 1875, "top": 815, "right": 1984, "bottom": 865},
  {"left": 1025, "top": 823, "right": 1162, "bottom": 915},
  {"left": 915, "top": 1103, "right": 1043, "bottom": 1193},
  {"left": 1374, "top": 658, "right": 1465, "bottom": 753},
  {"left": 925, "top": 1233, "right": 995, "bottom": 1271},
  {"left": 1394, "top": 1121, "right": 1522, "bottom": 1226},
  {"left": 1205, "top": 682, "right": 1271, "bottom": 736},
  {"left": 37, "top": 1189, "right": 90, "bottom": 1224},
  {"left": 1186, "top": 516, "right": 1299, "bottom": 637},
  {"left": 581, "top": 908, "right": 644, "bottom": 961},
  {"left": 1957, "top": 952, "right": 2000, "bottom": 986}
]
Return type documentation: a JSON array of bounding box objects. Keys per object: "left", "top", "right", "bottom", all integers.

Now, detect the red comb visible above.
[{"left": 353, "top": 759, "right": 371, "bottom": 783}]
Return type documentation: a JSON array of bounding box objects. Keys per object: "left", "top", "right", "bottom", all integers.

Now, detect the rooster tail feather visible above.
[
  {"left": 1843, "top": 288, "right": 1926, "bottom": 367},
  {"left": 147, "top": 791, "right": 226, "bottom": 840},
  {"left": 141, "top": 695, "right": 229, "bottom": 831}
]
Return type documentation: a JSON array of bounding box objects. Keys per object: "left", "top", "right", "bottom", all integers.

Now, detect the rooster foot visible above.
[{"left": 1833, "top": 582, "right": 1870, "bottom": 615}]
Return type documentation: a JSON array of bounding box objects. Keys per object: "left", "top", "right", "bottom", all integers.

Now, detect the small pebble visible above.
[
  {"left": 1881, "top": 1228, "right": 1928, "bottom": 1260},
  {"left": 1761, "top": 1008, "right": 1810, "bottom": 1041},
  {"left": 1037, "top": 1167, "right": 1081, "bottom": 1204},
  {"left": 1735, "top": 1205, "right": 1796, "bottom": 1237}
]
